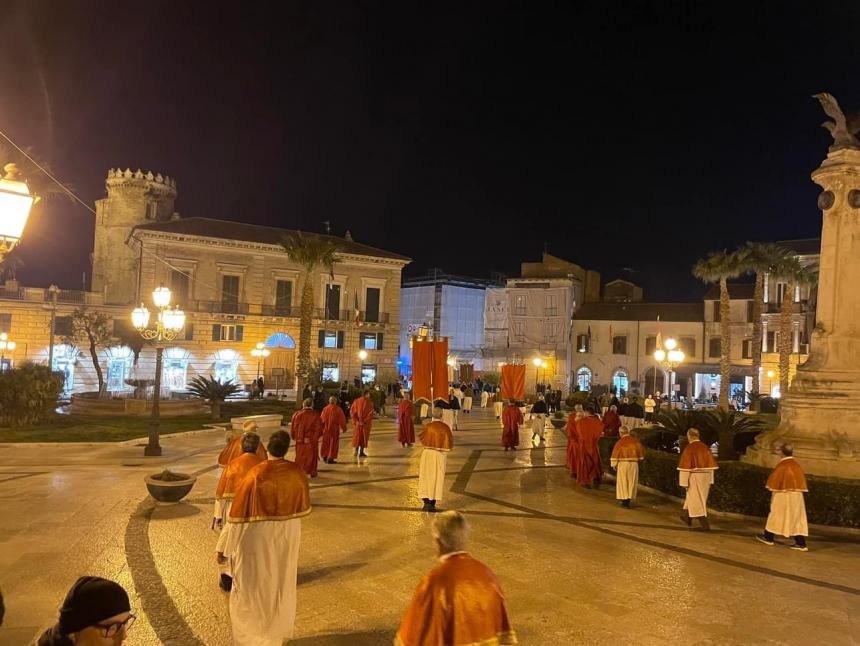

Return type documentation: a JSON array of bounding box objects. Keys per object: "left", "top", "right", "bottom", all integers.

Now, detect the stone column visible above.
[{"left": 745, "top": 148, "right": 860, "bottom": 477}]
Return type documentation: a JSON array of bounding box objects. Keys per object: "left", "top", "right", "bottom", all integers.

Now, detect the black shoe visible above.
[
  {"left": 621, "top": 499, "right": 631, "bottom": 508},
  {"left": 330, "top": 459, "right": 337, "bottom": 464},
  {"left": 680, "top": 510, "right": 692, "bottom": 527},
  {"left": 219, "top": 574, "right": 233, "bottom": 592},
  {"left": 429, "top": 500, "right": 438, "bottom": 512},
  {"left": 354, "top": 448, "right": 359, "bottom": 456},
  {"left": 359, "top": 450, "right": 367, "bottom": 457},
  {"left": 698, "top": 517, "right": 711, "bottom": 531},
  {"left": 755, "top": 533, "right": 774, "bottom": 546},
  {"left": 421, "top": 498, "right": 432, "bottom": 511}
]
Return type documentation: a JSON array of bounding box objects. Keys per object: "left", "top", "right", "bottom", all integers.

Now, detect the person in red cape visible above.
[
  {"left": 398, "top": 398, "right": 416, "bottom": 447},
  {"left": 290, "top": 398, "right": 323, "bottom": 478},
  {"left": 602, "top": 404, "right": 622, "bottom": 437},
  {"left": 217, "top": 431, "right": 311, "bottom": 646},
  {"left": 218, "top": 419, "right": 268, "bottom": 467},
  {"left": 755, "top": 443, "right": 810, "bottom": 551},
  {"left": 565, "top": 405, "right": 583, "bottom": 478},
  {"left": 501, "top": 400, "right": 523, "bottom": 451},
  {"left": 576, "top": 407, "right": 604, "bottom": 488},
  {"left": 395, "top": 511, "right": 517, "bottom": 646},
  {"left": 609, "top": 426, "right": 645, "bottom": 508},
  {"left": 678, "top": 428, "right": 719, "bottom": 531},
  {"left": 350, "top": 390, "right": 375, "bottom": 457},
  {"left": 320, "top": 396, "right": 348, "bottom": 464},
  {"left": 417, "top": 408, "right": 454, "bottom": 512}
]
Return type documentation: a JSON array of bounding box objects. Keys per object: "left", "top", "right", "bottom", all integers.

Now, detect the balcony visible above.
[
  {"left": 0, "top": 285, "right": 104, "bottom": 306},
  {"left": 189, "top": 300, "right": 250, "bottom": 315},
  {"left": 361, "top": 311, "right": 390, "bottom": 324},
  {"left": 259, "top": 304, "right": 301, "bottom": 318}
]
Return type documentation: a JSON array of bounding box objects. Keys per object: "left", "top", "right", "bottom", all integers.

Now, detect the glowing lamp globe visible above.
[
  {"left": 6, "top": 341, "right": 14, "bottom": 351},
  {"left": 668, "top": 349, "right": 684, "bottom": 364},
  {"left": 532, "top": 357, "right": 542, "bottom": 367},
  {"left": 654, "top": 348, "right": 666, "bottom": 362},
  {"left": 767, "top": 370, "right": 775, "bottom": 379},
  {"left": 541, "top": 361, "right": 548, "bottom": 369},
  {"left": 131, "top": 305, "right": 151, "bottom": 330},
  {"left": 664, "top": 337, "right": 677, "bottom": 351},
  {"left": 161, "top": 307, "right": 186, "bottom": 332},
  {"left": 152, "top": 285, "right": 172, "bottom": 308},
  {"left": 0, "top": 164, "right": 36, "bottom": 251},
  {"left": 358, "top": 350, "right": 368, "bottom": 360}
]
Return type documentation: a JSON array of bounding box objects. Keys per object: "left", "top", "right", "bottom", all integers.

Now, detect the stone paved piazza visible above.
[{"left": 0, "top": 408, "right": 857, "bottom": 645}]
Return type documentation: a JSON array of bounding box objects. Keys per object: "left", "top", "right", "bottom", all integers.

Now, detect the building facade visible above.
[{"left": 0, "top": 168, "right": 409, "bottom": 395}]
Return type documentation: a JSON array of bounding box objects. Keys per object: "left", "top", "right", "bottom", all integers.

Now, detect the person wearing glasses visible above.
[{"left": 36, "top": 576, "right": 134, "bottom": 645}]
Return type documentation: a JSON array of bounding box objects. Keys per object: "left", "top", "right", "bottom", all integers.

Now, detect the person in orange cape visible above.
[
  {"left": 212, "top": 431, "right": 266, "bottom": 591},
  {"left": 350, "top": 390, "right": 375, "bottom": 457},
  {"left": 218, "top": 419, "right": 268, "bottom": 467},
  {"left": 576, "top": 407, "right": 604, "bottom": 488},
  {"left": 418, "top": 407, "right": 454, "bottom": 512},
  {"left": 756, "top": 443, "right": 809, "bottom": 551},
  {"left": 565, "top": 405, "right": 583, "bottom": 478},
  {"left": 609, "top": 426, "right": 645, "bottom": 508},
  {"left": 320, "top": 396, "right": 348, "bottom": 464},
  {"left": 501, "top": 400, "right": 523, "bottom": 451},
  {"left": 602, "top": 405, "right": 622, "bottom": 437},
  {"left": 216, "top": 430, "right": 311, "bottom": 646},
  {"left": 395, "top": 511, "right": 517, "bottom": 646},
  {"left": 398, "top": 398, "right": 416, "bottom": 447},
  {"left": 290, "top": 398, "right": 323, "bottom": 478},
  {"left": 678, "top": 428, "right": 718, "bottom": 531}
]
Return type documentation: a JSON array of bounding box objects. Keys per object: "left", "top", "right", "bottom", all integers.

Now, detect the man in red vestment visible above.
[
  {"left": 576, "top": 408, "right": 604, "bottom": 488},
  {"left": 566, "top": 408, "right": 583, "bottom": 478},
  {"left": 398, "top": 398, "right": 416, "bottom": 447},
  {"left": 395, "top": 511, "right": 517, "bottom": 646},
  {"left": 350, "top": 390, "right": 375, "bottom": 457},
  {"left": 218, "top": 419, "right": 268, "bottom": 467},
  {"left": 290, "top": 398, "right": 323, "bottom": 478},
  {"left": 501, "top": 401, "right": 523, "bottom": 451},
  {"left": 320, "top": 396, "right": 348, "bottom": 464},
  {"left": 602, "top": 404, "right": 622, "bottom": 437}
]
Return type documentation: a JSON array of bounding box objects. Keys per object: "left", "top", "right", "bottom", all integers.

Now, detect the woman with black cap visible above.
[{"left": 37, "top": 576, "right": 134, "bottom": 645}]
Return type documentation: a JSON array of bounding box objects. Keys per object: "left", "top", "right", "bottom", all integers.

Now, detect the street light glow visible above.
[
  {"left": 654, "top": 348, "right": 666, "bottom": 362},
  {"left": 152, "top": 285, "right": 172, "bottom": 308},
  {"left": 532, "top": 357, "right": 542, "bottom": 367},
  {"left": 358, "top": 349, "right": 368, "bottom": 360},
  {"left": 0, "top": 163, "right": 37, "bottom": 256},
  {"left": 131, "top": 305, "right": 151, "bottom": 330},
  {"left": 664, "top": 337, "right": 677, "bottom": 351}
]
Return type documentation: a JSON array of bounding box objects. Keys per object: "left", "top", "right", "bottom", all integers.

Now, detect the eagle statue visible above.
[{"left": 813, "top": 92, "right": 860, "bottom": 151}]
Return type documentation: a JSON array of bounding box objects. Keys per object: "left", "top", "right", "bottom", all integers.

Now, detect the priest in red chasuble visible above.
[
  {"left": 290, "top": 398, "right": 323, "bottom": 477},
  {"left": 417, "top": 408, "right": 453, "bottom": 512},
  {"left": 756, "top": 443, "right": 810, "bottom": 551},
  {"left": 576, "top": 408, "right": 604, "bottom": 488},
  {"left": 565, "top": 406, "right": 583, "bottom": 477},
  {"left": 501, "top": 401, "right": 523, "bottom": 450},
  {"left": 350, "top": 390, "right": 375, "bottom": 457},
  {"left": 320, "top": 396, "right": 348, "bottom": 464},
  {"left": 609, "top": 426, "right": 645, "bottom": 507},
  {"left": 218, "top": 419, "right": 268, "bottom": 467},
  {"left": 398, "top": 398, "right": 416, "bottom": 447},
  {"left": 678, "top": 428, "right": 718, "bottom": 531}
]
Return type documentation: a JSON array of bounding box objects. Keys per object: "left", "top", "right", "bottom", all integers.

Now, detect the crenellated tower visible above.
[{"left": 91, "top": 168, "right": 178, "bottom": 304}]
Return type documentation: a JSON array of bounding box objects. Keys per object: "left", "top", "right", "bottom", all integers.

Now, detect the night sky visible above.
[{"left": 2, "top": 1, "right": 858, "bottom": 300}]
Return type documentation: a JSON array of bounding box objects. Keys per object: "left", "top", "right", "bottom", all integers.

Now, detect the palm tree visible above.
[
  {"left": 698, "top": 407, "right": 766, "bottom": 460},
  {"left": 187, "top": 375, "right": 242, "bottom": 420},
  {"left": 693, "top": 250, "right": 745, "bottom": 409},
  {"left": 280, "top": 232, "right": 340, "bottom": 403},
  {"left": 775, "top": 257, "right": 815, "bottom": 398},
  {"left": 739, "top": 243, "right": 793, "bottom": 408}
]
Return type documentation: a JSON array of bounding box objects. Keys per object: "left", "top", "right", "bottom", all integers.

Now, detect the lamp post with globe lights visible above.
[
  {"left": 132, "top": 285, "right": 186, "bottom": 456},
  {"left": 0, "top": 332, "right": 16, "bottom": 372},
  {"left": 251, "top": 342, "right": 270, "bottom": 380},
  {"left": 0, "top": 163, "right": 38, "bottom": 262},
  {"left": 653, "top": 337, "right": 685, "bottom": 409},
  {"left": 766, "top": 369, "right": 775, "bottom": 398}
]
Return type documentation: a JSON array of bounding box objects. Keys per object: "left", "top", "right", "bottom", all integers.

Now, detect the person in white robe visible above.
[
  {"left": 678, "top": 428, "right": 718, "bottom": 531},
  {"left": 610, "top": 426, "right": 645, "bottom": 508},
  {"left": 756, "top": 443, "right": 810, "bottom": 551},
  {"left": 216, "top": 430, "right": 311, "bottom": 646},
  {"left": 492, "top": 388, "right": 504, "bottom": 421},
  {"left": 417, "top": 408, "right": 454, "bottom": 512},
  {"left": 530, "top": 394, "right": 548, "bottom": 445},
  {"left": 480, "top": 388, "right": 489, "bottom": 408}
]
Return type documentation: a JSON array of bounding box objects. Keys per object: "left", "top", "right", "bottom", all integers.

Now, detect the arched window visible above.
[
  {"left": 265, "top": 332, "right": 296, "bottom": 349},
  {"left": 213, "top": 349, "right": 240, "bottom": 384},
  {"left": 576, "top": 366, "right": 592, "bottom": 392},
  {"left": 51, "top": 344, "right": 79, "bottom": 394},
  {"left": 164, "top": 348, "right": 191, "bottom": 390},
  {"left": 105, "top": 346, "right": 134, "bottom": 392},
  {"left": 612, "top": 368, "right": 629, "bottom": 396}
]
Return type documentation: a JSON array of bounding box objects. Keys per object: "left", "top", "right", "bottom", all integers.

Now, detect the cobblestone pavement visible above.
[{"left": 0, "top": 408, "right": 858, "bottom": 645}]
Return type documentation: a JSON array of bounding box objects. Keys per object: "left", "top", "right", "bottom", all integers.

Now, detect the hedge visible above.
[
  {"left": 598, "top": 437, "right": 860, "bottom": 528},
  {"left": 0, "top": 362, "right": 64, "bottom": 427}
]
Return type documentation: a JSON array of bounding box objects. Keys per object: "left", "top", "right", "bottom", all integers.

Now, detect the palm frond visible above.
[
  {"left": 187, "top": 375, "right": 242, "bottom": 401},
  {"left": 280, "top": 231, "right": 340, "bottom": 273}
]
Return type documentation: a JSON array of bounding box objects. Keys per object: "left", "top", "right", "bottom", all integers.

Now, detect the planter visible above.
[
  {"left": 550, "top": 418, "right": 567, "bottom": 429},
  {"left": 145, "top": 471, "right": 197, "bottom": 504}
]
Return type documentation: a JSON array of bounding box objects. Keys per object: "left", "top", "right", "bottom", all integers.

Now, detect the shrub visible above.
[
  {"left": 565, "top": 391, "right": 590, "bottom": 409},
  {"left": 0, "top": 362, "right": 64, "bottom": 427},
  {"left": 187, "top": 376, "right": 242, "bottom": 419},
  {"left": 598, "top": 437, "right": 859, "bottom": 527}
]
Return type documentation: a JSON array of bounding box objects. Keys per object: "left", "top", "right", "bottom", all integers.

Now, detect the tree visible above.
[
  {"left": 65, "top": 307, "right": 113, "bottom": 396},
  {"left": 187, "top": 375, "right": 242, "bottom": 420},
  {"left": 775, "top": 257, "right": 815, "bottom": 398},
  {"left": 693, "top": 250, "right": 745, "bottom": 409},
  {"left": 698, "top": 407, "right": 766, "bottom": 460},
  {"left": 739, "top": 243, "right": 793, "bottom": 408},
  {"left": 280, "top": 232, "right": 340, "bottom": 404}
]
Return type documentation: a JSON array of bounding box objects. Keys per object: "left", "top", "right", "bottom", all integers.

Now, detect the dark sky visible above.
[{"left": 1, "top": 1, "right": 857, "bottom": 300}]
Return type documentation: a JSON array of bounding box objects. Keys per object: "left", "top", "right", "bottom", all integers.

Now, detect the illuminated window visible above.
[{"left": 576, "top": 366, "right": 592, "bottom": 391}]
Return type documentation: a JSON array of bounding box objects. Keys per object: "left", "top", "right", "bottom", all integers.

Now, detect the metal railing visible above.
[
  {"left": 189, "top": 300, "right": 251, "bottom": 314},
  {"left": 259, "top": 304, "right": 302, "bottom": 317}
]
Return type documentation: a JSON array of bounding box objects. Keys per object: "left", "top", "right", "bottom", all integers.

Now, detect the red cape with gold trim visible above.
[
  {"left": 419, "top": 420, "right": 453, "bottom": 451},
  {"left": 216, "top": 452, "right": 266, "bottom": 499},
  {"left": 766, "top": 457, "right": 808, "bottom": 492},
  {"left": 218, "top": 435, "right": 268, "bottom": 467},
  {"left": 678, "top": 440, "right": 718, "bottom": 471},
  {"left": 227, "top": 459, "right": 311, "bottom": 523},
  {"left": 611, "top": 435, "right": 645, "bottom": 461}
]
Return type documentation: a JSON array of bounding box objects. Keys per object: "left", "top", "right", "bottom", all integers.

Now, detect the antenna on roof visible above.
[{"left": 322, "top": 220, "right": 330, "bottom": 234}]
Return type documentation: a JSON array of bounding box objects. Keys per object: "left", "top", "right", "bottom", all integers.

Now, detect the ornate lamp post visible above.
[
  {"left": 132, "top": 285, "right": 185, "bottom": 456},
  {"left": 251, "top": 342, "right": 270, "bottom": 380},
  {"left": 766, "top": 369, "right": 775, "bottom": 397},
  {"left": 0, "top": 163, "right": 37, "bottom": 262},
  {"left": 0, "top": 332, "right": 16, "bottom": 372},
  {"left": 653, "top": 337, "right": 685, "bottom": 409}
]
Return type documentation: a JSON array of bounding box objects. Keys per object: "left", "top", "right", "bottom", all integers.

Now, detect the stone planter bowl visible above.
[
  {"left": 145, "top": 472, "right": 197, "bottom": 504},
  {"left": 550, "top": 418, "right": 567, "bottom": 429}
]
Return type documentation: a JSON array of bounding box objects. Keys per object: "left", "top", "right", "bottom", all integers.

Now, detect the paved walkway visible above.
[{"left": 0, "top": 408, "right": 858, "bottom": 645}]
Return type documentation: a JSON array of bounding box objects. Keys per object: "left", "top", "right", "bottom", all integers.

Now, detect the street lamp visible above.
[
  {"left": 0, "top": 163, "right": 37, "bottom": 262},
  {"left": 0, "top": 332, "right": 16, "bottom": 372},
  {"left": 766, "top": 369, "right": 775, "bottom": 397},
  {"left": 131, "top": 285, "right": 186, "bottom": 456},
  {"left": 251, "top": 342, "right": 270, "bottom": 380},
  {"left": 654, "top": 337, "right": 685, "bottom": 409}
]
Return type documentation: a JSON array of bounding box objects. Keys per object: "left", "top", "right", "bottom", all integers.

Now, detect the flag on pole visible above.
[
  {"left": 656, "top": 315, "right": 662, "bottom": 349},
  {"left": 354, "top": 290, "right": 361, "bottom": 326}
]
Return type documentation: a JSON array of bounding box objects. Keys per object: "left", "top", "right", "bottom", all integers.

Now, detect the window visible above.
[
  {"left": 52, "top": 344, "right": 76, "bottom": 393},
  {"left": 612, "top": 369, "right": 629, "bottom": 395},
  {"left": 184, "top": 324, "right": 194, "bottom": 341},
  {"left": 275, "top": 280, "right": 292, "bottom": 315},
  {"left": 514, "top": 294, "right": 527, "bottom": 316},
  {"left": 576, "top": 366, "right": 592, "bottom": 391},
  {"left": 324, "top": 284, "right": 341, "bottom": 320},
  {"left": 543, "top": 322, "right": 558, "bottom": 344},
  {"left": 221, "top": 275, "right": 240, "bottom": 313},
  {"left": 679, "top": 337, "right": 696, "bottom": 357},
  {"left": 212, "top": 324, "right": 244, "bottom": 342},
  {"left": 712, "top": 301, "right": 720, "bottom": 322},
  {"left": 214, "top": 349, "right": 239, "bottom": 384},
  {"left": 612, "top": 336, "right": 627, "bottom": 355},
  {"left": 171, "top": 270, "right": 190, "bottom": 308},
  {"left": 0, "top": 313, "right": 10, "bottom": 333},
  {"left": 513, "top": 321, "right": 524, "bottom": 343},
  {"left": 576, "top": 333, "right": 590, "bottom": 353},
  {"left": 107, "top": 358, "right": 130, "bottom": 391},
  {"left": 323, "top": 362, "right": 339, "bottom": 383},
  {"left": 766, "top": 331, "right": 776, "bottom": 351},
  {"left": 545, "top": 294, "right": 558, "bottom": 316},
  {"left": 365, "top": 287, "right": 380, "bottom": 323},
  {"left": 163, "top": 349, "right": 189, "bottom": 390},
  {"left": 55, "top": 316, "right": 73, "bottom": 336},
  {"left": 361, "top": 363, "right": 377, "bottom": 384},
  {"left": 645, "top": 336, "right": 657, "bottom": 355},
  {"left": 746, "top": 300, "right": 754, "bottom": 323},
  {"left": 359, "top": 332, "right": 384, "bottom": 350},
  {"left": 742, "top": 339, "right": 752, "bottom": 359},
  {"left": 709, "top": 337, "right": 721, "bottom": 358},
  {"left": 318, "top": 330, "right": 345, "bottom": 349}
]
